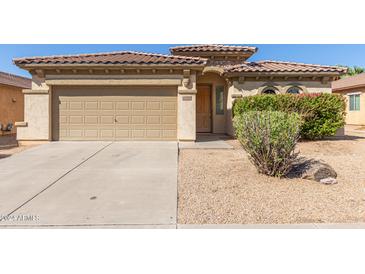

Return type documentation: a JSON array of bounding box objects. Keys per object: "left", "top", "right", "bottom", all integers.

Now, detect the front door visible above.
[{"left": 196, "top": 85, "right": 212, "bottom": 132}]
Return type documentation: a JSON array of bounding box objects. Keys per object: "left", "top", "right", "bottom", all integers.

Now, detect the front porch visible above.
[{"left": 195, "top": 72, "right": 230, "bottom": 135}]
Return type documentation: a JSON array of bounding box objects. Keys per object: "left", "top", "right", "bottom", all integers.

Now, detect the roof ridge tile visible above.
[
  {"left": 257, "top": 60, "right": 347, "bottom": 70},
  {"left": 170, "top": 44, "right": 258, "bottom": 53},
  {"left": 14, "top": 51, "right": 208, "bottom": 66},
  {"left": 222, "top": 60, "right": 346, "bottom": 74},
  {"left": 14, "top": 50, "right": 207, "bottom": 62}
]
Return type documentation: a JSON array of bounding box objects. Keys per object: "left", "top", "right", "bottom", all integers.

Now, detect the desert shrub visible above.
[
  {"left": 234, "top": 111, "right": 301, "bottom": 177},
  {"left": 233, "top": 93, "right": 346, "bottom": 140}
]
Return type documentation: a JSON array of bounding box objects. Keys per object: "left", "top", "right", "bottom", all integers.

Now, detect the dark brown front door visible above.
[{"left": 196, "top": 85, "right": 212, "bottom": 132}]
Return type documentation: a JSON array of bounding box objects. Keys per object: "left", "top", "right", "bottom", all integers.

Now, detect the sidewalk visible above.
[
  {"left": 2, "top": 223, "right": 365, "bottom": 229},
  {"left": 177, "top": 223, "right": 365, "bottom": 229}
]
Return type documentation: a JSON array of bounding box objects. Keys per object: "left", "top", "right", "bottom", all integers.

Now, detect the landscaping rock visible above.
[
  {"left": 301, "top": 161, "right": 337, "bottom": 182},
  {"left": 320, "top": 177, "right": 338, "bottom": 185},
  {"left": 288, "top": 157, "right": 338, "bottom": 183}
]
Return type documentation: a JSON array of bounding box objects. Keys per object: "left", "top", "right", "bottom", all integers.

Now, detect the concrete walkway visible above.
[
  {"left": 344, "top": 125, "right": 365, "bottom": 137},
  {"left": 0, "top": 141, "right": 177, "bottom": 227},
  {"left": 179, "top": 134, "right": 233, "bottom": 149}
]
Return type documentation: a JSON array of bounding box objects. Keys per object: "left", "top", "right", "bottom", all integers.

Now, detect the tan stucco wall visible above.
[
  {"left": 226, "top": 84, "right": 236, "bottom": 135},
  {"left": 0, "top": 84, "right": 24, "bottom": 134},
  {"left": 17, "top": 88, "right": 51, "bottom": 140},
  {"left": 231, "top": 80, "right": 332, "bottom": 96},
  {"left": 17, "top": 75, "right": 51, "bottom": 140},
  {"left": 225, "top": 80, "right": 333, "bottom": 135},
  {"left": 32, "top": 75, "right": 49, "bottom": 90},
  {"left": 334, "top": 88, "right": 365, "bottom": 125},
  {"left": 178, "top": 73, "right": 197, "bottom": 141},
  {"left": 197, "top": 73, "right": 227, "bottom": 134}
]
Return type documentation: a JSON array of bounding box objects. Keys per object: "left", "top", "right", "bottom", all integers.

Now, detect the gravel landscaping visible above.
[{"left": 178, "top": 135, "right": 365, "bottom": 224}]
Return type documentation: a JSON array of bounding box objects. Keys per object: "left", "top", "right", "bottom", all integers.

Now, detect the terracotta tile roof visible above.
[
  {"left": 13, "top": 51, "right": 207, "bottom": 66},
  {"left": 170, "top": 44, "right": 258, "bottom": 54},
  {"left": 0, "top": 71, "right": 31, "bottom": 89},
  {"left": 223, "top": 60, "right": 347, "bottom": 74},
  {"left": 332, "top": 73, "right": 365, "bottom": 91}
]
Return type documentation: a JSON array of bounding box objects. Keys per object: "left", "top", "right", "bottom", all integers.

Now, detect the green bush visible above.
[
  {"left": 233, "top": 93, "right": 346, "bottom": 140},
  {"left": 234, "top": 111, "right": 301, "bottom": 177}
]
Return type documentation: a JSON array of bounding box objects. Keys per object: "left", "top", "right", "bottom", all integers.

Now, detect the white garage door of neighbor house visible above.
[{"left": 52, "top": 86, "right": 177, "bottom": 141}]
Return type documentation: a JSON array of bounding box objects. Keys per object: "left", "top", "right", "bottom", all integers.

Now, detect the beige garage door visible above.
[{"left": 52, "top": 86, "right": 177, "bottom": 141}]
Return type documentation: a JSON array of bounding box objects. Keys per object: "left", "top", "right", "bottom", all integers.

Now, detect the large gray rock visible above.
[
  {"left": 288, "top": 157, "right": 337, "bottom": 182},
  {"left": 301, "top": 161, "right": 337, "bottom": 182}
]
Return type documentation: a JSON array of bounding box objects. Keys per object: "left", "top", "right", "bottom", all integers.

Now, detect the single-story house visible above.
[
  {"left": 13, "top": 45, "right": 346, "bottom": 142},
  {"left": 332, "top": 73, "right": 365, "bottom": 125},
  {"left": 0, "top": 71, "right": 31, "bottom": 135}
]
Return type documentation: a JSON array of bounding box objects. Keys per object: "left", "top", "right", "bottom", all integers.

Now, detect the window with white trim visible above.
[
  {"left": 262, "top": 87, "right": 277, "bottom": 94},
  {"left": 349, "top": 94, "right": 360, "bottom": 111},
  {"left": 287, "top": 86, "right": 301, "bottom": 94},
  {"left": 215, "top": 86, "right": 224, "bottom": 115}
]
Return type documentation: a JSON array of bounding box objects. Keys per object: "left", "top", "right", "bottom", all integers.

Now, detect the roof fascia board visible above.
[
  {"left": 45, "top": 78, "right": 182, "bottom": 86},
  {"left": 45, "top": 74, "right": 183, "bottom": 80},
  {"left": 0, "top": 82, "right": 29, "bottom": 89},
  {"left": 17, "top": 64, "right": 206, "bottom": 70}
]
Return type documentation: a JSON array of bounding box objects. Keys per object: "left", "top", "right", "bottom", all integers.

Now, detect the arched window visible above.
[
  {"left": 287, "top": 86, "right": 301, "bottom": 94},
  {"left": 262, "top": 87, "right": 277, "bottom": 95}
]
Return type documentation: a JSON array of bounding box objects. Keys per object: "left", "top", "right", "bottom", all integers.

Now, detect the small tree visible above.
[
  {"left": 234, "top": 111, "right": 301, "bottom": 177},
  {"left": 338, "top": 65, "right": 364, "bottom": 78}
]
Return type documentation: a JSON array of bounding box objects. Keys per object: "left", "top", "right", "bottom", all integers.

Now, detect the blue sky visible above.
[{"left": 1, "top": 44, "right": 365, "bottom": 78}]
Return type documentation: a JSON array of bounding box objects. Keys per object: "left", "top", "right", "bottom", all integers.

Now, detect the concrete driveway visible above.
[{"left": 0, "top": 141, "right": 177, "bottom": 228}]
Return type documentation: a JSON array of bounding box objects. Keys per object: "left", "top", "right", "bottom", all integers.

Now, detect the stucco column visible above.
[
  {"left": 177, "top": 73, "right": 197, "bottom": 141},
  {"left": 225, "top": 80, "right": 245, "bottom": 136},
  {"left": 226, "top": 81, "right": 236, "bottom": 136},
  {"left": 16, "top": 75, "right": 51, "bottom": 141}
]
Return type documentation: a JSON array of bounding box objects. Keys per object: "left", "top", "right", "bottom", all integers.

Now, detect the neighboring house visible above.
[
  {"left": 332, "top": 73, "right": 365, "bottom": 125},
  {"left": 13, "top": 45, "right": 346, "bottom": 142},
  {"left": 0, "top": 71, "right": 31, "bottom": 135}
]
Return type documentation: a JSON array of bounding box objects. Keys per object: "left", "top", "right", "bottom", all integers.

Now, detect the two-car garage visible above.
[
  {"left": 14, "top": 50, "right": 207, "bottom": 142},
  {"left": 52, "top": 86, "right": 177, "bottom": 141}
]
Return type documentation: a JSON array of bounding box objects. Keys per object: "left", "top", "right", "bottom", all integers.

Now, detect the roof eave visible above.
[
  {"left": 332, "top": 84, "right": 365, "bottom": 92},
  {"left": 224, "top": 71, "right": 345, "bottom": 77},
  {"left": 0, "top": 82, "right": 31, "bottom": 89}
]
